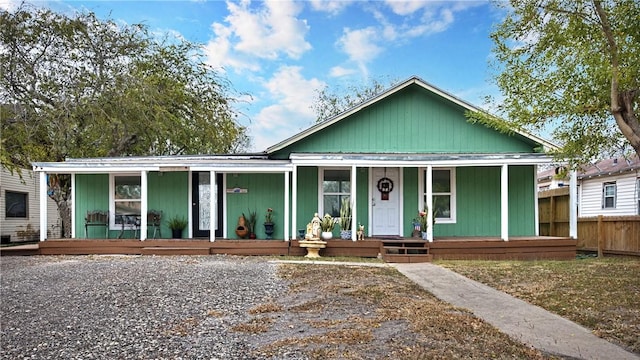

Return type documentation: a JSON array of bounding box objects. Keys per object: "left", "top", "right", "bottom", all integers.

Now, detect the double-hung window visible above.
[
  {"left": 423, "top": 168, "right": 456, "bottom": 222},
  {"left": 602, "top": 182, "right": 616, "bottom": 209},
  {"left": 5, "top": 191, "right": 28, "bottom": 218},
  {"left": 321, "top": 169, "right": 350, "bottom": 217},
  {"left": 110, "top": 174, "right": 141, "bottom": 229}
]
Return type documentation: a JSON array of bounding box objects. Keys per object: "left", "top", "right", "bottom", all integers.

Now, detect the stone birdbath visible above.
[{"left": 298, "top": 213, "right": 327, "bottom": 258}]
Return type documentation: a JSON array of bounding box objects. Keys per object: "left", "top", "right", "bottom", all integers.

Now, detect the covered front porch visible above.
[{"left": 1, "top": 236, "right": 576, "bottom": 261}]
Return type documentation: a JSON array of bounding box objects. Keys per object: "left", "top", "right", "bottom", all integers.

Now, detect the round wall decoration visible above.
[{"left": 377, "top": 177, "right": 394, "bottom": 200}]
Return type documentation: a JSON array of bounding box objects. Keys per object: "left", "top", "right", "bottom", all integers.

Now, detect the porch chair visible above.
[
  {"left": 147, "top": 210, "right": 162, "bottom": 239},
  {"left": 84, "top": 210, "right": 109, "bottom": 239}
]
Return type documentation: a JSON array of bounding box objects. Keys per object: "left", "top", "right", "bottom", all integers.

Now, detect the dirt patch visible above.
[{"left": 237, "top": 263, "right": 559, "bottom": 359}]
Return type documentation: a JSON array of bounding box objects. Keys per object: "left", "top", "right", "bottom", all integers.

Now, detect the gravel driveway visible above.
[{"left": 1, "top": 255, "right": 292, "bottom": 360}]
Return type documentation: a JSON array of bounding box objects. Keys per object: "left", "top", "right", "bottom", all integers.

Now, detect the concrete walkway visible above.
[{"left": 393, "top": 262, "right": 638, "bottom": 360}]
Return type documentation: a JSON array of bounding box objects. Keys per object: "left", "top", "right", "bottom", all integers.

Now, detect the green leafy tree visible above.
[
  {"left": 473, "top": 0, "right": 639, "bottom": 166},
  {"left": 311, "top": 78, "right": 394, "bottom": 123},
  {"left": 1, "top": 5, "right": 249, "bottom": 237}
]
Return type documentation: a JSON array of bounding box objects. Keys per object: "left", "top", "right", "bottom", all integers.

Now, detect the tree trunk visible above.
[{"left": 56, "top": 199, "right": 72, "bottom": 238}]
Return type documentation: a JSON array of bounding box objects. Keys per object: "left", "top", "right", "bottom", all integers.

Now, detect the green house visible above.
[{"left": 33, "top": 77, "right": 558, "bottom": 242}]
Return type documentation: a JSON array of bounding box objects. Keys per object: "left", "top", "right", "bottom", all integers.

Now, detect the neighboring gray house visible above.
[{"left": 1, "top": 168, "right": 60, "bottom": 243}]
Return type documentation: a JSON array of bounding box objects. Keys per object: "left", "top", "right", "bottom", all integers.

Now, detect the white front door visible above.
[{"left": 371, "top": 167, "right": 401, "bottom": 236}]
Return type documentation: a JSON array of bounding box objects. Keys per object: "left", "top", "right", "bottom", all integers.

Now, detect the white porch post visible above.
[
  {"left": 71, "top": 173, "right": 76, "bottom": 239},
  {"left": 210, "top": 170, "right": 216, "bottom": 242},
  {"left": 534, "top": 165, "right": 540, "bottom": 236},
  {"left": 351, "top": 165, "right": 357, "bottom": 241},
  {"left": 426, "top": 165, "right": 433, "bottom": 242},
  {"left": 569, "top": 170, "right": 578, "bottom": 239},
  {"left": 140, "top": 170, "right": 148, "bottom": 241},
  {"left": 291, "top": 166, "right": 298, "bottom": 240},
  {"left": 39, "top": 171, "right": 48, "bottom": 242},
  {"left": 501, "top": 164, "right": 509, "bottom": 241},
  {"left": 284, "top": 171, "right": 290, "bottom": 242}
]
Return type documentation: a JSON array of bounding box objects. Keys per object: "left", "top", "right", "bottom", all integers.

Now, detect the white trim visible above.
[
  {"left": 284, "top": 171, "right": 290, "bottom": 242},
  {"left": 140, "top": 171, "right": 148, "bottom": 241},
  {"left": 187, "top": 171, "right": 193, "bottom": 239},
  {"left": 109, "top": 173, "right": 142, "bottom": 231},
  {"left": 534, "top": 165, "right": 540, "bottom": 236},
  {"left": 398, "top": 168, "right": 404, "bottom": 237},
  {"left": 351, "top": 165, "right": 357, "bottom": 241},
  {"left": 425, "top": 166, "right": 433, "bottom": 242},
  {"left": 367, "top": 167, "right": 372, "bottom": 237},
  {"left": 290, "top": 156, "right": 552, "bottom": 168},
  {"left": 318, "top": 167, "right": 352, "bottom": 217},
  {"left": 71, "top": 174, "right": 76, "bottom": 239},
  {"left": 39, "top": 172, "right": 47, "bottom": 242},
  {"left": 422, "top": 167, "right": 456, "bottom": 224},
  {"left": 501, "top": 164, "right": 509, "bottom": 241},
  {"left": 569, "top": 170, "right": 578, "bottom": 239},
  {"left": 210, "top": 170, "right": 216, "bottom": 242},
  {"left": 291, "top": 166, "right": 298, "bottom": 240},
  {"left": 222, "top": 173, "right": 227, "bottom": 239}
]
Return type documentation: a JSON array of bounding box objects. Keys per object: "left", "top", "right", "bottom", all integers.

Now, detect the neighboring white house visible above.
[
  {"left": 1, "top": 168, "right": 60, "bottom": 243},
  {"left": 538, "top": 155, "right": 640, "bottom": 216},
  {"left": 578, "top": 155, "right": 640, "bottom": 216}
]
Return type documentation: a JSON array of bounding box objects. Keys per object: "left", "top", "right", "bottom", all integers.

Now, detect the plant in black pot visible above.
[{"left": 168, "top": 216, "right": 188, "bottom": 239}]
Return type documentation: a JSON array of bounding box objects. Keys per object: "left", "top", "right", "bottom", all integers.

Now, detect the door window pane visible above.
[{"left": 198, "top": 172, "right": 211, "bottom": 231}]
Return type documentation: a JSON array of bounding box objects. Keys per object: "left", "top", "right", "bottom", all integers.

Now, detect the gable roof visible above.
[
  {"left": 266, "top": 76, "right": 558, "bottom": 154},
  {"left": 578, "top": 154, "right": 640, "bottom": 180}
]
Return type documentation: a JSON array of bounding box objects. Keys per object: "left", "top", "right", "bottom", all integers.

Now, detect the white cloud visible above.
[
  {"left": 250, "top": 66, "right": 325, "bottom": 150},
  {"left": 204, "top": 0, "right": 311, "bottom": 71},
  {"left": 329, "top": 66, "right": 357, "bottom": 78},
  {"left": 384, "top": 0, "right": 428, "bottom": 16},
  {"left": 337, "top": 27, "right": 383, "bottom": 65},
  {"left": 0, "top": 0, "right": 18, "bottom": 11},
  {"left": 309, "top": 0, "right": 351, "bottom": 15}
]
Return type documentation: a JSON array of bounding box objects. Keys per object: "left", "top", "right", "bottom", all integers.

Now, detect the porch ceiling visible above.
[{"left": 289, "top": 153, "right": 554, "bottom": 167}]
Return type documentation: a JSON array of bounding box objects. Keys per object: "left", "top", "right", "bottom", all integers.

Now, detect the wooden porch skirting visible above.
[{"left": 0, "top": 236, "right": 576, "bottom": 260}]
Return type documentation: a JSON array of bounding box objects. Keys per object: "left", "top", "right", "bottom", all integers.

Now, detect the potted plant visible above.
[
  {"left": 339, "top": 198, "right": 352, "bottom": 239},
  {"left": 246, "top": 209, "right": 257, "bottom": 239},
  {"left": 168, "top": 216, "right": 188, "bottom": 239},
  {"left": 320, "top": 213, "right": 335, "bottom": 240},
  {"left": 263, "top": 208, "right": 275, "bottom": 239}
]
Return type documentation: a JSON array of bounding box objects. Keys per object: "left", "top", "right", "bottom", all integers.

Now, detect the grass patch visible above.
[
  {"left": 231, "top": 317, "right": 273, "bottom": 333},
  {"left": 438, "top": 256, "right": 640, "bottom": 354}
]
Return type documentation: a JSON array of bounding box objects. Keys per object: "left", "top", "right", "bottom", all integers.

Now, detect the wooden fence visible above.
[{"left": 538, "top": 188, "right": 640, "bottom": 256}]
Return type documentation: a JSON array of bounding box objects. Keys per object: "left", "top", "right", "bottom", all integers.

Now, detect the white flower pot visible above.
[{"left": 321, "top": 231, "right": 333, "bottom": 240}]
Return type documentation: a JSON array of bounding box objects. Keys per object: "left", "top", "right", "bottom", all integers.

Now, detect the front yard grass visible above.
[{"left": 438, "top": 256, "right": 640, "bottom": 354}]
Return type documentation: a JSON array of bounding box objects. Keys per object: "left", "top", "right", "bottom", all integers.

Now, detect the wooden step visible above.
[
  {"left": 141, "top": 247, "right": 211, "bottom": 256},
  {"left": 383, "top": 253, "right": 433, "bottom": 263}
]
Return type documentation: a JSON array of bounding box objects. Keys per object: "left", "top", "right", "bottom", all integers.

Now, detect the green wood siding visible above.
[
  {"left": 273, "top": 85, "right": 538, "bottom": 157},
  {"left": 355, "top": 168, "right": 369, "bottom": 232},
  {"left": 294, "top": 167, "right": 318, "bottom": 233},
  {"left": 227, "top": 173, "right": 285, "bottom": 239},
  {"left": 75, "top": 174, "right": 109, "bottom": 238},
  {"left": 508, "top": 166, "right": 536, "bottom": 236},
  {"left": 148, "top": 172, "right": 189, "bottom": 239},
  {"left": 433, "top": 166, "right": 536, "bottom": 237},
  {"left": 403, "top": 167, "right": 419, "bottom": 236}
]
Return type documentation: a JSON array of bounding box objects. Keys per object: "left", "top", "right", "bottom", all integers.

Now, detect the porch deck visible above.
[{"left": 0, "top": 236, "right": 576, "bottom": 261}]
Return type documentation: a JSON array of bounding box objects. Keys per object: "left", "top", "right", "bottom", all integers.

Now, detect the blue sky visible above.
[{"left": 3, "top": 0, "right": 506, "bottom": 152}]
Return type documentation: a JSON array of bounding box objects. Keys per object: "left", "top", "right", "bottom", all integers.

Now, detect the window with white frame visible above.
[
  {"left": 110, "top": 174, "right": 141, "bottom": 228},
  {"left": 602, "top": 181, "right": 616, "bottom": 209},
  {"left": 321, "top": 169, "right": 350, "bottom": 217},
  {"left": 423, "top": 168, "right": 456, "bottom": 222}
]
